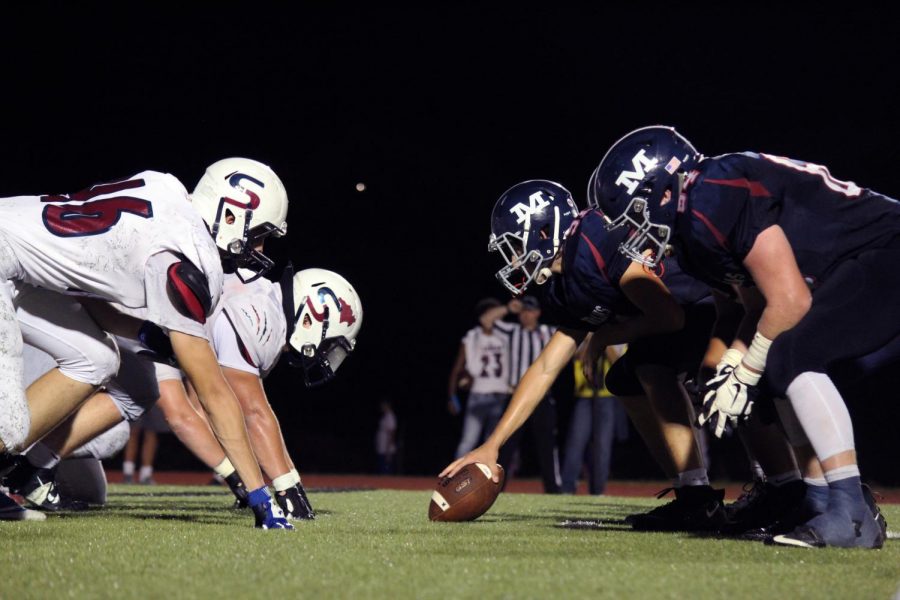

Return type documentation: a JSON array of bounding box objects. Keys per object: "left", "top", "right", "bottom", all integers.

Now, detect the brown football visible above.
[{"left": 428, "top": 463, "right": 504, "bottom": 522}]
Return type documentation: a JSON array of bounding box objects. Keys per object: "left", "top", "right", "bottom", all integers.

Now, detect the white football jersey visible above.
[
  {"left": 0, "top": 171, "right": 222, "bottom": 316},
  {"left": 462, "top": 326, "right": 511, "bottom": 395},
  {"left": 208, "top": 273, "right": 286, "bottom": 376}
]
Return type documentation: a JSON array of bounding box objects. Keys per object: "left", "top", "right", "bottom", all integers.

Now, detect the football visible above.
[{"left": 428, "top": 463, "right": 504, "bottom": 522}]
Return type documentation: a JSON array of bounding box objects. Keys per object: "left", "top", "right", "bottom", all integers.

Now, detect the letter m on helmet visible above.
[
  {"left": 508, "top": 191, "right": 551, "bottom": 225},
  {"left": 615, "top": 149, "right": 658, "bottom": 196}
]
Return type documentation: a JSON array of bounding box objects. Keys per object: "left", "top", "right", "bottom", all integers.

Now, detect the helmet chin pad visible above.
[{"left": 287, "top": 336, "right": 354, "bottom": 388}]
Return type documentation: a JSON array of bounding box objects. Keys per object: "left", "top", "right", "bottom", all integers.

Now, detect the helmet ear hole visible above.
[
  {"left": 538, "top": 224, "right": 552, "bottom": 240},
  {"left": 225, "top": 208, "right": 236, "bottom": 225}
]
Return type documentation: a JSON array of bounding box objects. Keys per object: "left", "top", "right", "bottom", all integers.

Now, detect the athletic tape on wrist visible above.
[{"left": 743, "top": 332, "right": 772, "bottom": 372}]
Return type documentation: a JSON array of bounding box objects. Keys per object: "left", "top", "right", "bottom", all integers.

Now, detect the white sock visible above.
[
  {"left": 769, "top": 470, "right": 802, "bottom": 487},
  {"left": 290, "top": 468, "right": 302, "bottom": 486},
  {"left": 675, "top": 468, "right": 709, "bottom": 488},
  {"left": 139, "top": 465, "right": 154, "bottom": 480},
  {"left": 823, "top": 464, "right": 860, "bottom": 483},
  {"left": 122, "top": 460, "right": 135, "bottom": 476},
  {"left": 786, "top": 372, "right": 855, "bottom": 462},
  {"left": 213, "top": 458, "right": 235, "bottom": 478},
  {"left": 26, "top": 442, "right": 60, "bottom": 470}
]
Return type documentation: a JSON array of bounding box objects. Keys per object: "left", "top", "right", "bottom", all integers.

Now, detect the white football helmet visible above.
[
  {"left": 191, "top": 157, "right": 288, "bottom": 280},
  {"left": 282, "top": 267, "right": 363, "bottom": 387}
]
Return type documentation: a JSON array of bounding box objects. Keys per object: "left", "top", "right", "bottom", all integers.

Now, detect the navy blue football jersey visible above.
[
  {"left": 675, "top": 152, "right": 900, "bottom": 289},
  {"left": 539, "top": 209, "right": 709, "bottom": 331}
]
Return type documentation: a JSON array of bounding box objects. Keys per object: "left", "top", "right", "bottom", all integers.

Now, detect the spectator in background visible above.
[
  {"left": 375, "top": 399, "right": 398, "bottom": 474},
  {"left": 561, "top": 342, "right": 626, "bottom": 494},
  {"left": 122, "top": 405, "right": 170, "bottom": 485},
  {"left": 447, "top": 298, "right": 512, "bottom": 458}
]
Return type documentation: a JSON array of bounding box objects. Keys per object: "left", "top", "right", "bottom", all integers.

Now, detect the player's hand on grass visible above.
[
  {"left": 248, "top": 487, "right": 294, "bottom": 530},
  {"left": 439, "top": 444, "right": 501, "bottom": 482}
]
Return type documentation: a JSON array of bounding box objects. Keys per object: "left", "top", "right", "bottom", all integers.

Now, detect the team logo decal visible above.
[
  {"left": 304, "top": 287, "right": 357, "bottom": 326},
  {"left": 615, "top": 149, "right": 658, "bottom": 195},
  {"left": 509, "top": 191, "right": 551, "bottom": 225},
  {"left": 222, "top": 171, "right": 265, "bottom": 210}
]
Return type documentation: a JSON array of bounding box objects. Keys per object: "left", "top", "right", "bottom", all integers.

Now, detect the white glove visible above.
[
  {"left": 702, "top": 348, "right": 744, "bottom": 390},
  {"left": 698, "top": 334, "right": 772, "bottom": 438},
  {"left": 699, "top": 364, "right": 758, "bottom": 438}
]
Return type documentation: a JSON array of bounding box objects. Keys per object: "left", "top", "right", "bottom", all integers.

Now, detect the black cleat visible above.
[
  {"left": 276, "top": 483, "right": 315, "bottom": 520},
  {"left": 0, "top": 452, "right": 19, "bottom": 480},
  {"left": 861, "top": 484, "right": 888, "bottom": 541},
  {"left": 721, "top": 480, "right": 807, "bottom": 536},
  {"left": 224, "top": 471, "right": 249, "bottom": 509},
  {"left": 628, "top": 486, "right": 728, "bottom": 532},
  {"left": 767, "top": 524, "right": 827, "bottom": 548},
  {"left": 7, "top": 464, "right": 87, "bottom": 512}
]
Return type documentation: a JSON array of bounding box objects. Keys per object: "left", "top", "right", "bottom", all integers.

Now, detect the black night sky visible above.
[{"left": 3, "top": 5, "right": 899, "bottom": 480}]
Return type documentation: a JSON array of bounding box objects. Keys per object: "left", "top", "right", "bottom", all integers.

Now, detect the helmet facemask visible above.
[{"left": 489, "top": 204, "right": 565, "bottom": 296}]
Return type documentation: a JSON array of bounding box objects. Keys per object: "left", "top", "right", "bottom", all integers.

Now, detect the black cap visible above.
[{"left": 520, "top": 295, "right": 541, "bottom": 311}]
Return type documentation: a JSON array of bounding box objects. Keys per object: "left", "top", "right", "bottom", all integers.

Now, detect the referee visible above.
[{"left": 494, "top": 296, "right": 561, "bottom": 493}]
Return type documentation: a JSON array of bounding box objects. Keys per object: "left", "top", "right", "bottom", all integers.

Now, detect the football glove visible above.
[
  {"left": 699, "top": 361, "right": 759, "bottom": 439},
  {"left": 248, "top": 487, "right": 293, "bottom": 530}
]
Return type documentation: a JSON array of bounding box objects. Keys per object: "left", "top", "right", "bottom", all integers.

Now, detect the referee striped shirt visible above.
[{"left": 494, "top": 321, "right": 556, "bottom": 386}]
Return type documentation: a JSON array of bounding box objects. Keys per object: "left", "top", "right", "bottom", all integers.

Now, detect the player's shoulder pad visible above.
[
  {"left": 222, "top": 289, "right": 287, "bottom": 373},
  {"left": 166, "top": 260, "right": 214, "bottom": 324}
]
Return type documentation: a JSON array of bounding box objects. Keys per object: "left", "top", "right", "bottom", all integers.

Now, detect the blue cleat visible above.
[{"left": 770, "top": 487, "right": 884, "bottom": 549}]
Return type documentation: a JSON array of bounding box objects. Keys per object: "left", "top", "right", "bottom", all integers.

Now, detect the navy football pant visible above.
[{"left": 766, "top": 244, "right": 900, "bottom": 396}]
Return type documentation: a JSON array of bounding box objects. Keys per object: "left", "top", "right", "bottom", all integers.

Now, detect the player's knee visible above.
[
  {"left": 765, "top": 332, "right": 826, "bottom": 397},
  {"left": 109, "top": 389, "right": 158, "bottom": 423},
  {"left": 59, "top": 333, "right": 121, "bottom": 386}
]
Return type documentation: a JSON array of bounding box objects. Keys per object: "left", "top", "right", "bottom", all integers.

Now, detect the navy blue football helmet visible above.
[
  {"left": 587, "top": 126, "right": 700, "bottom": 267},
  {"left": 489, "top": 180, "right": 579, "bottom": 295}
]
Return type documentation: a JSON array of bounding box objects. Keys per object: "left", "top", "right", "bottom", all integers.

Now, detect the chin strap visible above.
[
  {"left": 280, "top": 261, "right": 296, "bottom": 343},
  {"left": 535, "top": 267, "right": 553, "bottom": 286}
]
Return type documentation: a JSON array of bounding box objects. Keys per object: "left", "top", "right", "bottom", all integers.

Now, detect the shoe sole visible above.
[
  {"left": 768, "top": 534, "right": 821, "bottom": 548},
  {"left": 0, "top": 507, "right": 47, "bottom": 521}
]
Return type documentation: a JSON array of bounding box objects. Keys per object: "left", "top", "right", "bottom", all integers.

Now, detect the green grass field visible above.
[{"left": 1, "top": 485, "right": 898, "bottom": 599}]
